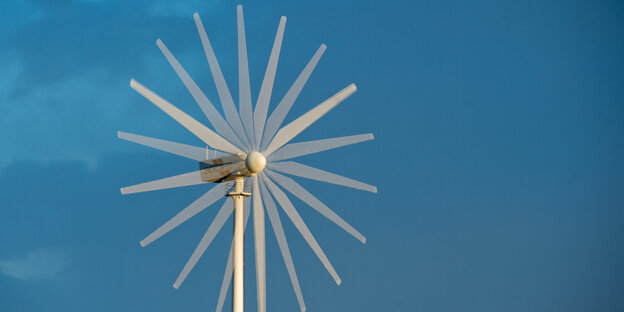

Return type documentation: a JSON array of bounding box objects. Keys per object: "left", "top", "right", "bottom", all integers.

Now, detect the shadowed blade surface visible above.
[
  {"left": 260, "top": 45, "right": 326, "bottom": 151},
  {"left": 140, "top": 184, "right": 223, "bottom": 247},
  {"left": 265, "top": 169, "right": 366, "bottom": 243},
  {"left": 173, "top": 199, "right": 234, "bottom": 289},
  {"left": 262, "top": 174, "right": 341, "bottom": 285},
  {"left": 130, "top": 79, "right": 242, "bottom": 155},
  {"left": 259, "top": 175, "right": 306, "bottom": 311},
  {"left": 117, "top": 131, "right": 206, "bottom": 162},
  {"left": 253, "top": 16, "right": 286, "bottom": 149},
  {"left": 268, "top": 161, "right": 377, "bottom": 193},
  {"left": 120, "top": 171, "right": 204, "bottom": 195},
  {"left": 252, "top": 175, "right": 266, "bottom": 312},
  {"left": 156, "top": 39, "right": 245, "bottom": 149},
  {"left": 262, "top": 84, "right": 357, "bottom": 156},
  {"left": 194, "top": 13, "right": 250, "bottom": 148},
  {"left": 268, "top": 133, "right": 373, "bottom": 161},
  {"left": 216, "top": 199, "right": 251, "bottom": 312}
]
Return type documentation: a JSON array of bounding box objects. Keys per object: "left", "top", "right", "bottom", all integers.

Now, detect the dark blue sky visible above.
[{"left": 1, "top": 0, "right": 623, "bottom": 311}]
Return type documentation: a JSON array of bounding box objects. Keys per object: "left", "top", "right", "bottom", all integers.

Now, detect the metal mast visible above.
[{"left": 227, "top": 177, "right": 250, "bottom": 312}]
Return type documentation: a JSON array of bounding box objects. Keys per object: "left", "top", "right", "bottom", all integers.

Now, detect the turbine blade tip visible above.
[
  {"left": 237, "top": 4, "right": 243, "bottom": 10},
  {"left": 336, "top": 278, "right": 342, "bottom": 285},
  {"left": 120, "top": 188, "right": 127, "bottom": 195},
  {"left": 368, "top": 133, "right": 374, "bottom": 140},
  {"left": 193, "top": 12, "right": 200, "bottom": 18},
  {"left": 173, "top": 283, "right": 180, "bottom": 289},
  {"left": 156, "top": 38, "right": 163, "bottom": 45},
  {"left": 371, "top": 187, "right": 378, "bottom": 193},
  {"left": 349, "top": 83, "right": 357, "bottom": 91},
  {"left": 139, "top": 240, "right": 148, "bottom": 247},
  {"left": 129, "top": 78, "right": 138, "bottom": 87},
  {"left": 117, "top": 131, "right": 122, "bottom": 138},
  {"left": 281, "top": 16, "right": 287, "bottom": 22},
  {"left": 361, "top": 237, "right": 367, "bottom": 244},
  {"left": 320, "top": 43, "right": 327, "bottom": 50}
]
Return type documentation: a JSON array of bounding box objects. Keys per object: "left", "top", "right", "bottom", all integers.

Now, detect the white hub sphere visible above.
[{"left": 245, "top": 151, "right": 266, "bottom": 173}]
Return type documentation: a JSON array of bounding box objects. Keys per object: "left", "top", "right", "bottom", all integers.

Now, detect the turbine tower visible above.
[{"left": 119, "top": 5, "right": 376, "bottom": 311}]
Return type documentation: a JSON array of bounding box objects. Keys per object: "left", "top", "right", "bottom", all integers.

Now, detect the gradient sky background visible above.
[{"left": 1, "top": 0, "right": 623, "bottom": 311}]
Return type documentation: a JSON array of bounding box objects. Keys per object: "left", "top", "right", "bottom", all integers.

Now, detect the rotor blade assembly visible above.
[{"left": 120, "top": 5, "right": 375, "bottom": 312}]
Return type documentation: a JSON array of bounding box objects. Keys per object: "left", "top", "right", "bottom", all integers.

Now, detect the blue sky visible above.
[{"left": 1, "top": 0, "right": 623, "bottom": 311}]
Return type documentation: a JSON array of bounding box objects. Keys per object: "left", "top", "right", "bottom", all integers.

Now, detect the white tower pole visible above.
[{"left": 228, "top": 177, "right": 250, "bottom": 312}]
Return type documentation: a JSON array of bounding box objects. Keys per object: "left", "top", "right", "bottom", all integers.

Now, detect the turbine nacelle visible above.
[
  {"left": 245, "top": 151, "right": 266, "bottom": 173},
  {"left": 198, "top": 151, "right": 265, "bottom": 182}
]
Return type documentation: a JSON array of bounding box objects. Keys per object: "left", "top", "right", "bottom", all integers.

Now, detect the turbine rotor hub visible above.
[{"left": 245, "top": 151, "right": 266, "bottom": 173}]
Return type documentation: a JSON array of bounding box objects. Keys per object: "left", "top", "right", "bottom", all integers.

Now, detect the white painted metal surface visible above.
[{"left": 228, "top": 177, "right": 248, "bottom": 312}]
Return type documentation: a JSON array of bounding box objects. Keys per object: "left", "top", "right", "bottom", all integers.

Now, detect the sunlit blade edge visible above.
[
  {"left": 262, "top": 83, "right": 356, "bottom": 156},
  {"left": 173, "top": 199, "right": 234, "bottom": 289},
  {"left": 120, "top": 170, "right": 204, "bottom": 195},
  {"left": 260, "top": 44, "right": 326, "bottom": 151},
  {"left": 261, "top": 174, "right": 341, "bottom": 285},
  {"left": 265, "top": 169, "right": 366, "bottom": 243},
  {"left": 129, "top": 79, "right": 242, "bottom": 155},
  {"left": 268, "top": 133, "right": 373, "bottom": 162},
  {"left": 258, "top": 174, "right": 307, "bottom": 311},
  {"left": 268, "top": 161, "right": 377, "bottom": 193},
  {"left": 193, "top": 13, "right": 251, "bottom": 149},
  {"left": 156, "top": 39, "right": 246, "bottom": 150},
  {"left": 237, "top": 5, "right": 255, "bottom": 147},
  {"left": 117, "top": 131, "right": 206, "bottom": 162},
  {"left": 140, "top": 184, "right": 223, "bottom": 247},
  {"left": 252, "top": 175, "right": 266, "bottom": 312},
  {"left": 253, "top": 16, "right": 287, "bottom": 149}
]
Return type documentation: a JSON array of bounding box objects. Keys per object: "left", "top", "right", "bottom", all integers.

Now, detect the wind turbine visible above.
[{"left": 119, "top": 5, "right": 376, "bottom": 312}]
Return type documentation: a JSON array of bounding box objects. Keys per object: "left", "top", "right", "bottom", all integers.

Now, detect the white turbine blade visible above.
[
  {"left": 173, "top": 199, "right": 234, "bottom": 289},
  {"left": 260, "top": 45, "right": 326, "bottom": 151},
  {"left": 216, "top": 199, "right": 251, "bottom": 312},
  {"left": 252, "top": 175, "right": 266, "bottom": 312},
  {"left": 156, "top": 39, "right": 246, "bottom": 149},
  {"left": 253, "top": 16, "right": 286, "bottom": 149},
  {"left": 262, "top": 84, "right": 357, "bottom": 156},
  {"left": 194, "top": 13, "right": 250, "bottom": 148},
  {"left": 130, "top": 79, "right": 242, "bottom": 155},
  {"left": 268, "top": 133, "right": 374, "bottom": 162},
  {"left": 265, "top": 169, "right": 366, "bottom": 244},
  {"left": 268, "top": 161, "right": 377, "bottom": 193},
  {"left": 258, "top": 176, "right": 306, "bottom": 311},
  {"left": 120, "top": 171, "right": 204, "bottom": 195},
  {"left": 117, "top": 131, "right": 206, "bottom": 162},
  {"left": 237, "top": 5, "right": 255, "bottom": 146},
  {"left": 262, "top": 174, "right": 341, "bottom": 285},
  {"left": 140, "top": 184, "right": 223, "bottom": 247}
]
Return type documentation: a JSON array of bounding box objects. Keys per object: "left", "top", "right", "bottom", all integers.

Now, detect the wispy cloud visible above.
[
  {"left": 0, "top": 0, "right": 227, "bottom": 171},
  {"left": 147, "top": 0, "right": 221, "bottom": 18},
  {"left": 0, "top": 249, "right": 68, "bottom": 281}
]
